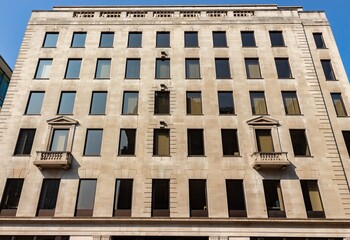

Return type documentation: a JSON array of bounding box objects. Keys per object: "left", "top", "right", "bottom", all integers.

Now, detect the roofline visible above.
[
  {"left": 0, "top": 55, "right": 13, "bottom": 73},
  {"left": 52, "top": 4, "right": 280, "bottom": 8}
]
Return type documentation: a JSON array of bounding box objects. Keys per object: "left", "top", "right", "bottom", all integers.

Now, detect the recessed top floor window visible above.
[
  {"left": 213, "top": 31, "right": 227, "bottom": 47},
  {"left": 321, "top": 60, "right": 336, "bottom": 80},
  {"left": 128, "top": 32, "right": 142, "bottom": 48},
  {"left": 153, "top": 129, "right": 170, "bottom": 156},
  {"left": 263, "top": 180, "right": 286, "bottom": 218},
  {"left": 71, "top": 32, "right": 86, "bottom": 48},
  {"left": 152, "top": 179, "right": 170, "bottom": 217},
  {"left": 221, "top": 129, "right": 239, "bottom": 156},
  {"left": 125, "top": 59, "right": 141, "bottom": 79},
  {"left": 241, "top": 31, "right": 256, "bottom": 47},
  {"left": 255, "top": 129, "right": 274, "bottom": 152},
  {"left": 313, "top": 33, "right": 326, "bottom": 49},
  {"left": 34, "top": 59, "right": 52, "bottom": 79},
  {"left": 342, "top": 131, "right": 350, "bottom": 157},
  {"left": 99, "top": 32, "right": 114, "bottom": 48},
  {"left": 189, "top": 179, "right": 208, "bottom": 217},
  {"left": 226, "top": 180, "right": 246, "bottom": 217},
  {"left": 156, "top": 32, "right": 170, "bottom": 48},
  {"left": 118, "top": 129, "right": 136, "bottom": 155},
  {"left": 281, "top": 91, "right": 301, "bottom": 115},
  {"left": 187, "top": 129, "right": 205, "bottom": 156},
  {"left": 300, "top": 180, "right": 325, "bottom": 218},
  {"left": 250, "top": 91, "right": 268, "bottom": 115},
  {"left": 218, "top": 91, "right": 234, "bottom": 114},
  {"left": 215, "top": 58, "right": 231, "bottom": 79},
  {"left": 37, "top": 179, "right": 60, "bottom": 216},
  {"left": 49, "top": 129, "right": 69, "bottom": 152},
  {"left": 154, "top": 91, "right": 170, "bottom": 114},
  {"left": 25, "top": 91, "right": 44, "bottom": 115},
  {"left": 95, "top": 59, "right": 111, "bottom": 79},
  {"left": 331, "top": 93, "right": 347, "bottom": 117},
  {"left": 64, "top": 59, "right": 82, "bottom": 79},
  {"left": 122, "top": 92, "right": 138, "bottom": 115},
  {"left": 42, "top": 32, "right": 58, "bottom": 48},
  {"left": 156, "top": 59, "right": 170, "bottom": 79},
  {"left": 75, "top": 179, "right": 96, "bottom": 216},
  {"left": 185, "top": 58, "right": 200, "bottom": 79},
  {"left": 185, "top": 31, "right": 198, "bottom": 47},
  {"left": 275, "top": 58, "right": 293, "bottom": 79},
  {"left": 186, "top": 91, "right": 202, "bottom": 115},
  {"left": 269, "top": 31, "right": 285, "bottom": 47},
  {"left": 14, "top": 129, "right": 36, "bottom": 155},
  {"left": 0, "top": 179, "right": 24, "bottom": 216},
  {"left": 245, "top": 58, "right": 262, "bottom": 79},
  {"left": 83, "top": 129, "right": 103, "bottom": 156},
  {"left": 90, "top": 91, "right": 107, "bottom": 115},
  {"left": 57, "top": 91, "right": 76, "bottom": 115},
  {"left": 114, "top": 179, "right": 133, "bottom": 217},
  {"left": 290, "top": 129, "right": 311, "bottom": 156}
]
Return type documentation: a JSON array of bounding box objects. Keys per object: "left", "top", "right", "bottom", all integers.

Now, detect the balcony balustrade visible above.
[
  {"left": 252, "top": 152, "right": 290, "bottom": 170},
  {"left": 34, "top": 151, "right": 72, "bottom": 170}
]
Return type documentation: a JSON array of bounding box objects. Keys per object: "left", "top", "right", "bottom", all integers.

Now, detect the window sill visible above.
[
  {"left": 278, "top": 77, "right": 295, "bottom": 80},
  {"left": 186, "top": 114, "right": 203, "bottom": 116},
  {"left": 271, "top": 45, "right": 287, "bottom": 48},
  {"left": 56, "top": 113, "right": 74, "bottom": 116},
  {"left": 186, "top": 78, "right": 202, "bottom": 80},
  {"left": 188, "top": 155, "right": 206, "bottom": 157},
  {"left": 216, "top": 78, "right": 232, "bottom": 80},
  {"left": 98, "top": 46, "right": 114, "bottom": 48},
  {"left": 94, "top": 78, "right": 110, "bottom": 80},
  {"left": 155, "top": 78, "right": 171, "bottom": 80},
  {"left": 325, "top": 79, "right": 339, "bottom": 81},
  {"left": 252, "top": 114, "right": 269, "bottom": 116},
  {"left": 336, "top": 115, "right": 349, "bottom": 118},
  {"left": 82, "top": 155, "right": 101, "bottom": 157},
  {"left": 154, "top": 113, "right": 171, "bottom": 116},
  {"left": 184, "top": 46, "right": 200, "bottom": 48},
  {"left": 118, "top": 155, "right": 136, "bottom": 157},
  {"left": 89, "top": 114, "right": 106, "bottom": 116},
  {"left": 12, "top": 154, "right": 31, "bottom": 157},
  {"left": 156, "top": 46, "right": 171, "bottom": 48},
  {"left": 33, "top": 78, "right": 49, "bottom": 80},
  {"left": 125, "top": 78, "right": 141, "bottom": 80},
  {"left": 213, "top": 46, "right": 229, "bottom": 48},
  {"left": 285, "top": 114, "right": 303, "bottom": 116},
  {"left": 70, "top": 47, "right": 85, "bottom": 48},
  {"left": 294, "top": 155, "right": 313, "bottom": 158},
  {"left": 242, "top": 46, "right": 258, "bottom": 48},
  {"left": 219, "top": 113, "right": 236, "bottom": 116},
  {"left": 121, "top": 114, "right": 138, "bottom": 116},
  {"left": 24, "top": 114, "right": 41, "bottom": 116},
  {"left": 64, "top": 78, "right": 80, "bottom": 80},
  {"left": 127, "top": 46, "right": 142, "bottom": 48},
  {"left": 223, "top": 155, "right": 241, "bottom": 157},
  {"left": 153, "top": 155, "right": 171, "bottom": 157},
  {"left": 42, "top": 47, "right": 57, "bottom": 49},
  {"left": 247, "top": 78, "right": 264, "bottom": 80},
  {"left": 316, "top": 47, "right": 329, "bottom": 50}
]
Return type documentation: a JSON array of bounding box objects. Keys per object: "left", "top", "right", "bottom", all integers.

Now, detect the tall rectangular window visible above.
[
  {"left": 14, "top": 129, "right": 36, "bottom": 155},
  {"left": 42, "top": 32, "right": 58, "bottom": 48},
  {"left": 255, "top": 129, "right": 274, "bottom": 152},
  {"left": 189, "top": 179, "right": 208, "bottom": 217},
  {"left": 84, "top": 129, "right": 103, "bottom": 156},
  {"left": 156, "top": 59, "right": 170, "bottom": 79},
  {"left": 282, "top": 91, "right": 301, "bottom": 115},
  {"left": 90, "top": 91, "right": 107, "bottom": 115},
  {"left": 75, "top": 179, "right": 96, "bottom": 216},
  {"left": 114, "top": 179, "right": 133, "bottom": 216},
  {"left": 300, "top": 180, "right": 325, "bottom": 218},
  {"left": 0, "top": 179, "right": 24, "bottom": 216},
  {"left": 245, "top": 58, "right": 262, "bottom": 79},
  {"left": 122, "top": 92, "right": 138, "bottom": 114},
  {"left": 64, "top": 59, "right": 82, "bottom": 79},
  {"left": 321, "top": 60, "right": 336, "bottom": 80},
  {"left": 34, "top": 59, "right": 52, "bottom": 79},
  {"left": 99, "top": 32, "right": 114, "bottom": 47},
  {"left": 263, "top": 180, "right": 286, "bottom": 218},
  {"left": 215, "top": 58, "right": 231, "bottom": 79},
  {"left": 71, "top": 32, "right": 86, "bottom": 48},
  {"left": 95, "top": 59, "right": 111, "bottom": 79},
  {"left": 186, "top": 91, "right": 202, "bottom": 115},
  {"left": 154, "top": 91, "right": 170, "bottom": 114},
  {"left": 331, "top": 93, "right": 347, "bottom": 117},
  {"left": 156, "top": 32, "right": 170, "bottom": 47},
  {"left": 118, "top": 129, "right": 136, "bottom": 155},
  {"left": 269, "top": 31, "right": 285, "bottom": 47},
  {"left": 250, "top": 91, "right": 268, "bottom": 115},
  {"left": 128, "top": 32, "right": 142, "bottom": 48},
  {"left": 57, "top": 91, "right": 76, "bottom": 115},
  {"left": 125, "top": 59, "right": 141, "bottom": 79},
  {"left": 218, "top": 91, "right": 234, "bottom": 114},
  {"left": 342, "top": 131, "right": 350, "bottom": 157},
  {"left": 290, "top": 129, "right": 311, "bottom": 156},
  {"left": 25, "top": 91, "right": 44, "bottom": 115},
  {"left": 153, "top": 129, "right": 170, "bottom": 156},
  {"left": 49, "top": 129, "right": 69, "bottom": 152},
  {"left": 185, "top": 31, "right": 198, "bottom": 47},
  {"left": 221, "top": 129, "right": 239, "bottom": 156},
  {"left": 37, "top": 179, "right": 60, "bottom": 216},
  {"left": 187, "top": 129, "right": 204, "bottom": 156},
  {"left": 213, "top": 31, "right": 227, "bottom": 47},
  {"left": 241, "top": 31, "right": 256, "bottom": 47},
  {"left": 275, "top": 58, "right": 293, "bottom": 79},
  {"left": 152, "top": 179, "right": 170, "bottom": 217},
  {"left": 185, "top": 59, "right": 200, "bottom": 79},
  {"left": 313, "top": 33, "right": 326, "bottom": 49},
  {"left": 226, "top": 180, "right": 246, "bottom": 217}
]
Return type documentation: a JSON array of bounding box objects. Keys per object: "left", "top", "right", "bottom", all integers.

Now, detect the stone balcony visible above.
[
  {"left": 252, "top": 152, "right": 290, "bottom": 170},
  {"left": 34, "top": 151, "right": 72, "bottom": 170}
]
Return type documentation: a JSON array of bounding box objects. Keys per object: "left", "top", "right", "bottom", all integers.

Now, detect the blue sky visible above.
[{"left": 0, "top": 0, "right": 349, "bottom": 79}]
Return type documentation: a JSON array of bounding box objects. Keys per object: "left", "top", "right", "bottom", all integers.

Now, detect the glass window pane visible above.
[
  {"left": 226, "top": 180, "right": 246, "bottom": 212},
  {"left": 38, "top": 179, "right": 60, "bottom": 210},
  {"left": 154, "top": 91, "right": 170, "bottom": 114},
  {"left": 58, "top": 92, "right": 76, "bottom": 115},
  {"left": 50, "top": 129, "right": 69, "bottom": 151},
  {"left": 189, "top": 180, "right": 207, "bottom": 212},
  {"left": 156, "top": 32, "right": 170, "bottom": 47},
  {"left": 301, "top": 180, "right": 324, "bottom": 213},
  {"left": 100, "top": 32, "right": 114, "bottom": 47},
  {"left": 186, "top": 59, "right": 200, "bottom": 79},
  {"left": 241, "top": 31, "right": 256, "bottom": 47},
  {"left": 84, "top": 129, "right": 103, "bottom": 156},
  {"left": 215, "top": 58, "right": 231, "bottom": 79},
  {"left": 153, "top": 129, "right": 170, "bottom": 156},
  {"left": 76, "top": 180, "right": 96, "bottom": 210},
  {"left": 213, "top": 31, "right": 227, "bottom": 47},
  {"left": 290, "top": 129, "right": 310, "bottom": 156},
  {"left": 221, "top": 129, "right": 239, "bottom": 156},
  {"left": 342, "top": 131, "right": 350, "bottom": 157},
  {"left": 14, "top": 129, "right": 36, "bottom": 155},
  {"left": 263, "top": 180, "right": 284, "bottom": 211},
  {"left": 95, "top": 59, "right": 111, "bottom": 79},
  {"left": 185, "top": 31, "right": 198, "bottom": 47},
  {"left": 321, "top": 60, "right": 336, "bottom": 80},
  {"left": 152, "top": 179, "right": 170, "bottom": 211},
  {"left": 186, "top": 92, "right": 202, "bottom": 115},
  {"left": 128, "top": 32, "right": 142, "bottom": 47},
  {"left": 25, "top": 92, "right": 44, "bottom": 114},
  {"left": 275, "top": 58, "right": 292, "bottom": 78},
  {"left": 0, "top": 179, "right": 24, "bottom": 210},
  {"left": 90, "top": 92, "right": 107, "bottom": 115},
  {"left": 156, "top": 59, "right": 170, "bottom": 79},
  {"left": 119, "top": 129, "right": 136, "bottom": 155},
  {"left": 313, "top": 33, "right": 326, "bottom": 49},
  {"left": 125, "top": 59, "right": 141, "bottom": 79},
  {"left": 71, "top": 32, "right": 86, "bottom": 47},
  {"left": 269, "top": 31, "right": 285, "bottom": 47},
  {"left": 35, "top": 59, "right": 52, "bottom": 79},
  {"left": 256, "top": 129, "right": 274, "bottom": 152},
  {"left": 218, "top": 91, "right": 234, "bottom": 114},
  {"left": 250, "top": 91, "right": 267, "bottom": 115},
  {"left": 65, "top": 59, "right": 82, "bottom": 78},
  {"left": 115, "top": 179, "right": 133, "bottom": 210},
  {"left": 245, "top": 58, "right": 261, "bottom": 78},
  {"left": 122, "top": 92, "right": 138, "bottom": 114},
  {"left": 331, "top": 93, "right": 347, "bottom": 117},
  {"left": 282, "top": 91, "right": 301, "bottom": 115},
  {"left": 187, "top": 129, "right": 204, "bottom": 156},
  {"left": 43, "top": 32, "right": 58, "bottom": 47}
]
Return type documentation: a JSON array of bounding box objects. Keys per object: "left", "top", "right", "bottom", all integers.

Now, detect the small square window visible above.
[
  {"left": 215, "top": 58, "right": 231, "bottom": 79},
  {"left": 331, "top": 93, "right": 347, "bottom": 117},
  {"left": 118, "top": 129, "right": 136, "bottom": 155},
  {"left": 90, "top": 91, "right": 107, "bottom": 115},
  {"left": 75, "top": 179, "right": 96, "bottom": 216},
  {"left": 245, "top": 58, "right": 262, "bottom": 79},
  {"left": 321, "top": 60, "right": 336, "bottom": 80},
  {"left": 64, "top": 59, "right": 82, "bottom": 79},
  {"left": 263, "top": 180, "right": 286, "bottom": 218},
  {"left": 99, "top": 32, "right": 114, "bottom": 48},
  {"left": 342, "top": 131, "right": 350, "bottom": 157},
  {"left": 275, "top": 58, "right": 293, "bottom": 79},
  {"left": 37, "top": 179, "right": 60, "bottom": 216},
  {"left": 221, "top": 129, "right": 239, "bottom": 156},
  {"left": 50, "top": 129, "right": 69, "bottom": 152},
  {"left": 187, "top": 129, "right": 205, "bottom": 156},
  {"left": 34, "top": 59, "right": 52, "bottom": 79},
  {"left": 71, "top": 32, "right": 86, "bottom": 48},
  {"left": 255, "top": 129, "right": 274, "bottom": 152},
  {"left": 241, "top": 31, "right": 256, "bottom": 47},
  {"left": 290, "top": 129, "right": 311, "bottom": 156},
  {"left": 218, "top": 91, "right": 234, "bottom": 114},
  {"left": 153, "top": 129, "right": 170, "bottom": 156},
  {"left": 154, "top": 91, "right": 170, "bottom": 114},
  {"left": 128, "top": 32, "right": 142, "bottom": 48},
  {"left": 269, "top": 31, "right": 285, "bottom": 47},
  {"left": 189, "top": 179, "right": 208, "bottom": 217},
  {"left": 226, "top": 180, "right": 246, "bottom": 217},
  {"left": 114, "top": 179, "right": 133, "bottom": 217},
  {"left": 152, "top": 179, "right": 170, "bottom": 217},
  {"left": 14, "top": 129, "right": 36, "bottom": 155},
  {"left": 186, "top": 91, "right": 202, "bottom": 115},
  {"left": 313, "top": 33, "right": 326, "bottom": 49},
  {"left": 281, "top": 91, "right": 301, "bottom": 115},
  {"left": 300, "top": 180, "right": 325, "bottom": 218},
  {"left": 185, "top": 31, "right": 198, "bottom": 47},
  {"left": 185, "top": 58, "right": 200, "bottom": 79},
  {"left": 42, "top": 32, "right": 58, "bottom": 48},
  {"left": 57, "top": 92, "right": 76, "bottom": 115},
  {"left": 156, "top": 32, "right": 170, "bottom": 48},
  {"left": 125, "top": 59, "right": 141, "bottom": 79},
  {"left": 122, "top": 92, "right": 138, "bottom": 115},
  {"left": 156, "top": 59, "right": 170, "bottom": 79},
  {"left": 25, "top": 91, "right": 44, "bottom": 115},
  {"left": 84, "top": 129, "right": 103, "bottom": 156},
  {"left": 0, "top": 179, "right": 24, "bottom": 216},
  {"left": 213, "top": 31, "right": 227, "bottom": 47},
  {"left": 95, "top": 59, "right": 111, "bottom": 79},
  {"left": 250, "top": 91, "right": 268, "bottom": 115}
]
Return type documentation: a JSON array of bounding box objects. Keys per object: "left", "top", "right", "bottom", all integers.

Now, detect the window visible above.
[
  {"left": 99, "top": 32, "right": 114, "bottom": 47},
  {"left": 269, "top": 31, "right": 285, "bottom": 47},
  {"left": 263, "top": 180, "right": 286, "bottom": 218},
  {"left": 49, "top": 129, "right": 69, "bottom": 151},
  {"left": 156, "top": 32, "right": 170, "bottom": 47},
  {"left": 25, "top": 91, "right": 44, "bottom": 114},
  {"left": 37, "top": 179, "right": 60, "bottom": 216},
  {"left": 290, "top": 129, "right": 311, "bottom": 156},
  {"left": 125, "top": 59, "right": 141, "bottom": 79},
  {"left": 213, "top": 31, "right": 227, "bottom": 47},
  {"left": 321, "top": 60, "right": 336, "bottom": 80},
  {"left": 300, "top": 180, "right": 325, "bottom": 218},
  {"left": 245, "top": 58, "right": 262, "bottom": 79},
  {"left": 122, "top": 92, "right": 138, "bottom": 114},
  {"left": 189, "top": 179, "right": 207, "bottom": 217},
  {"left": 331, "top": 93, "right": 347, "bottom": 117},
  {"left": 255, "top": 129, "right": 274, "bottom": 152},
  {"left": 241, "top": 31, "right": 256, "bottom": 47},
  {"left": 153, "top": 129, "right": 170, "bottom": 156},
  {"left": 282, "top": 91, "right": 301, "bottom": 115},
  {"left": 42, "top": 32, "right": 58, "bottom": 48},
  {"left": 250, "top": 91, "right": 268, "bottom": 115},
  {"left": 154, "top": 91, "right": 170, "bottom": 114},
  {"left": 185, "top": 59, "right": 200, "bottom": 79},
  {"left": 114, "top": 179, "right": 133, "bottom": 216},
  {"left": 90, "top": 91, "right": 107, "bottom": 115},
  {"left": 152, "top": 179, "right": 170, "bottom": 217},
  {"left": 14, "top": 129, "right": 36, "bottom": 155},
  {"left": 95, "top": 59, "right": 111, "bottom": 79},
  {"left": 0, "top": 179, "right": 24, "bottom": 216},
  {"left": 71, "top": 32, "right": 86, "bottom": 48},
  {"left": 34, "top": 59, "right": 52, "bottom": 79},
  {"left": 215, "top": 58, "right": 231, "bottom": 79},
  {"left": 155, "top": 59, "right": 170, "bottom": 79},
  {"left": 218, "top": 91, "right": 234, "bottom": 114},
  {"left": 275, "top": 58, "right": 292, "bottom": 79},
  {"left": 187, "top": 129, "right": 204, "bottom": 156},
  {"left": 186, "top": 91, "right": 202, "bottom": 115},
  {"left": 128, "top": 32, "right": 142, "bottom": 48},
  {"left": 313, "top": 33, "right": 326, "bottom": 49},
  {"left": 118, "top": 129, "right": 136, "bottom": 155},
  {"left": 83, "top": 129, "right": 103, "bottom": 156},
  {"left": 342, "top": 131, "right": 350, "bottom": 156},
  {"left": 185, "top": 31, "right": 198, "bottom": 47},
  {"left": 226, "top": 180, "right": 246, "bottom": 217},
  {"left": 64, "top": 59, "right": 82, "bottom": 79},
  {"left": 75, "top": 179, "right": 96, "bottom": 216},
  {"left": 57, "top": 92, "right": 76, "bottom": 115},
  {"left": 221, "top": 129, "right": 239, "bottom": 156}
]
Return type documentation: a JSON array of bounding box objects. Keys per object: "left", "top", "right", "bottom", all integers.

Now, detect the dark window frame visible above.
[
  {"left": 331, "top": 93, "right": 347, "bottom": 117},
  {"left": 155, "top": 58, "right": 170, "bottom": 79},
  {"left": 154, "top": 91, "right": 170, "bottom": 115},
  {"left": 269, "top": 31, "right": 285, "bottom": 47},
  {"left": 189, "top": 179, "right": 208, "bottom": 217},
  {"left": 184, "top": 31, "right": 199, "bottom": 48},
  {"left": 118, "top": 129, "right": 137, "bottom": 156},
  {"left": 245, "top": 58, "right": 262, "bottom": 79},
  {"left": 263, "top": 180, "right": 286, "bottom": 218},
  {"left": 57, "top": 91, "right": 76, "bottom": 115},
  {"left": 313, "top": 33, "right": 326, "bottom": 49},
  {"left": 83, "top": 129, "right": 103, "bottom": 156},
  {"left": 321, "top": 60, "right": 336, "bottom": 81},
  {"left": 275, "top": 58, "right": 293, "bottom": 79},
  {"left": 213, "top": 31, "right": 228, "bottom": 47},
  {"left": 289, "top": 129, "right": 311, "bottom": 157},
  {"left": 64, "top": 58, "right": 82, "bottom": 79},
  {"left": 152, "top": 179, "right": 170, "bottom": 217},
  {"left": 128, "top": 32, "right": 142, "bottom": 48},
  {"left": 25, "top": 91, "right": 45, "bottom": 115},
  {"left": 75, "top": 179, "right": 97, "bottom": 217},
  {"left": 186, "top": 91, "right": 203, "bottom": 115},
  {"left": 37, "top": 179, "right": 60, "bottom": 216},
  {"left": 226, "top": 179, "right": 247, "bottom": 217},
  {"left": 99, "top": 32, "right": 114, "bottom": 48},
  {"left": 221, "top": 129, "right": 240, "bottom": 156},
  {"left": 218, "top": 91, "right": 235, "bottom": 115},
  {"left": 14, "top": 129, "right": 36, "bottom": 155},
  {"left": 215, "top": 58, "right": 231, "bottom": 79},
  {"left": 156, "top": 32, "right": 170, "bottom": 48},
  {"left": 0, "top": 179, "right": 24, "bottom": 216},
  {"left": 71, "top": 32, "right": 87, "bottom": 48},
  {"left": 122, "top": 91, "right": 139, "bottom": 115},
  {"left": 342, "top": 131, "right": 350, "bottom": 157},
  {"left": 153, "top": 129, "right": 170, "bottom": 156},
  {"left": 300, "top": 180, "right": 325, "bottom": 218},
  {"left": 281, "top": 91, "right": 301, "bottom": 115},
  {"left": 185, "top": 58, "right": 201, "bottom": 79},
  {"left": 241, "top": 31, "right": 256, "bottom": 47},
  {"left": 114, "top": 179, "right": 133, "bottom": 217},
  {"left": 89, "top": 91, "right": 107, "bottom": 115},
  {"left": 94, "top": 58, "right": 111, "bottom": 79},
  {"left": 250, "top": 91, "right": 268, "bottom": 115},
  {"left": 125, "top": 58, "right": 141, "bottom": 79},
  {"left": 187, "top": 129, "right": 205, "bottom": 156},
  {"left": 34, "top": 59, "right": 53, "bottom": 79},
  {"left": 42, "top": 32, "right": 59, "bottom": 48}
]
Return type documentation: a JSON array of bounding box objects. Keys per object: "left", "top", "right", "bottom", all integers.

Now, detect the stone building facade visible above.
[{"left": 0, "top": 4, "right": 350, "bottom": 239}]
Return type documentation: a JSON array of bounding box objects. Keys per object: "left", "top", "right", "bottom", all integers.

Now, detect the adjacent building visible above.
[
  {"left": 0, "top": 4, "right": 350, "bottom": 239},
  {"left": 0, "top": 55, "right": 12, "bottom": 110}
]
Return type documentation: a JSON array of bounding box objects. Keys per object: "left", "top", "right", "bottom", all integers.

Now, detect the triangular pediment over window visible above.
[
  {"left": 47, "top": 116, "right": 79, "bottom": 125},
  {"left": 247, "top": 116, "right": 280, "bottom": 126}
]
